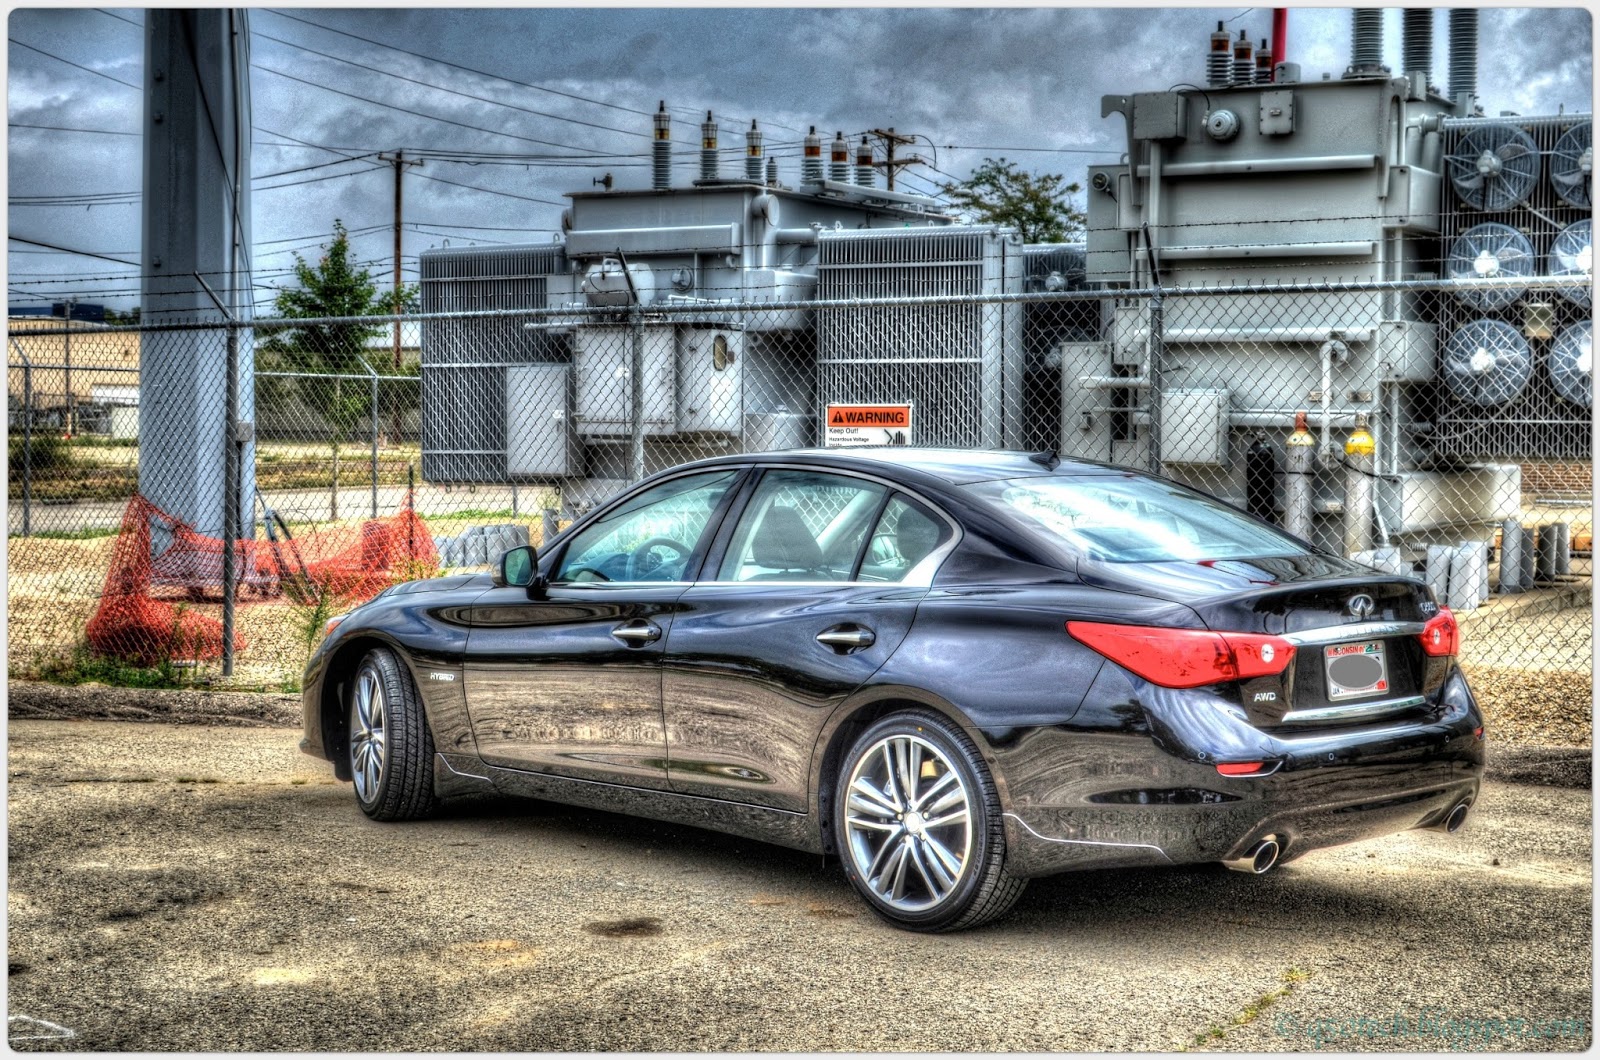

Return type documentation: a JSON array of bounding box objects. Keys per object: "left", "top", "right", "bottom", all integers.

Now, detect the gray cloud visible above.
[{"left": 6, "top": 6, "right": 1592, "bottom": 313}]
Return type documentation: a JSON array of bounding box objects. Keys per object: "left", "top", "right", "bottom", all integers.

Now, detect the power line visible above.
[
  {"left": 265, "top": 9, "right": 653, "bottom": 121},
  {"left": 8, "top": 37, "right": 139, "bottom": 90},
  {"left": 252, "top": 27, "right": 645, "bottom": 143},
  {"left": 8, "top": 122, "right": 138, "bottom": 137},
  {"left": 251, "top": 62, "right": 633, "bottom": 158},
  {"left": 9, "top": 236, "right": 139, "bottom": 267}
]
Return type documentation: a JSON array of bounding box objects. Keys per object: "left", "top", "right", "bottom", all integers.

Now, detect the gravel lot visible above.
[{"left": 6, "top": 717, "right": 1592, "bottom": 1052}]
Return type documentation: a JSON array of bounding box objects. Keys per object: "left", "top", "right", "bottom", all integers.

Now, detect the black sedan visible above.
[{"left": 301, "top": 449, "right": 1485, "bottom": 931}]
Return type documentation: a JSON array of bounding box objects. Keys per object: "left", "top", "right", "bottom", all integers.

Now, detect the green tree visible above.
[
  {"left": 940, "top": 158, "right": 1085, "bottom": 243},
  {"left": 256, "top": 220, "right": 415, "bottom": 520}
]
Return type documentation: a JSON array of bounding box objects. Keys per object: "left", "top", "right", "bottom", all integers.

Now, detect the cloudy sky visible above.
[{"left": 7, "top": 5, "right": 1593, "bottom": 313}]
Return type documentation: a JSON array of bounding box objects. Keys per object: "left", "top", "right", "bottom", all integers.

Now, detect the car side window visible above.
[
  {"left": 554, "top": 470, "right": 740, "bottom": 583},
  {"left": 715, "top": 470, "right": 886, "bottom": 582},
  {"left": 860, "top": 495, "right": 950, "bottom": 583}
]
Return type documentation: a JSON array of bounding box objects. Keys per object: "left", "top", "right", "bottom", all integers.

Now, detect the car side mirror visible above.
[{"left": 493, "top": 545, "right": 537, "bottom": 588}]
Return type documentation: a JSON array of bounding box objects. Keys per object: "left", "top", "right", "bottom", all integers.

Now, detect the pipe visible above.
[
  {"left": 745, "top": 120, "right": 764, "bottom": 182},
  {"left": 1318, "top": 338, "right": 1348, "bottom": 465},
  {"left": 1272, "top": 8, "right": 1288, "bottom": 73},
  {"left": 1285, "top": 411, "right": 1315, "bottom": 542},
  {"left": 652, "top": 101, "right": 671, "bottom": 190},
  {"left": 1433, "top": 800, "right": 1472, "bottom": 833},
  {"left": 700, "top": 110, "right": 718, "bottom": 182},
  {"left": 1448, "top": 8, "right": 1478, "bottom": 113},
  {"left": 1343, "top": 412, "right": 1375, "bottom": 557},
  {"left": 1223, "top": 837, "right": 1281, "bottom": 874},
  {"left": 1402, "top": 8, "right": 1433, "bottom": 88}
]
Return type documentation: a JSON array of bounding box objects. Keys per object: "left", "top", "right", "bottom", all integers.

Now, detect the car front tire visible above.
[
  {"left": 834, "top": 709, "right": 1026, "bottom": 931},
  {"left": 348, "top": 647, "right": 438, "bottom": 822}
]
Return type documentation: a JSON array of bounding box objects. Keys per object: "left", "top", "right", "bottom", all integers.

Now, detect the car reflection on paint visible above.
[{"left": 301, "top": 448, "right": 1485, "bottom": 932}]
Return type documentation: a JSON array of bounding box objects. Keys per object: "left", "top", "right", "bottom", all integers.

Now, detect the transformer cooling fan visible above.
[
  {"left": 1550, "top": 120, "right": 1593, "bottom": 209},
  {"left": 1549, "top": 321, "right": 1593, "bottom": 408},
  {"left": 1446, "top": 123, "right": 1542, "bottom": 211},
  {"left": 1445, "top": 223, "right": 1534, "bottom": 310},
  {"left": 1547, "top": 218, "right": 1593, "bottom": 308},
  {"left": 1442, "top": 319, "right": 1533, "bottom": 406}
]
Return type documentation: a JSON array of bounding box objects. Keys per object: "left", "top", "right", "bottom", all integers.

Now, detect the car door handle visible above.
[
  {"left": 611, "top": 621, "right": 661, "bottom": 644},
  {"left": 816, "top": 627, "right": 875, "bottom": 649}
]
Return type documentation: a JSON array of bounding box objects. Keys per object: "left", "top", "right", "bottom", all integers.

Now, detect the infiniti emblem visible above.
[{"left": 1347, "top": 594, "right": 1376, "bottom": 620}]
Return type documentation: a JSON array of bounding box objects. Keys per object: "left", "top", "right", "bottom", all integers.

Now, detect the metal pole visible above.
[
  {"left": 358, "top": 356, "right": 379, "bottom": 518},
  {"left": 1146, "top": 287, "right": 1164, "bottom": 475},
  {"left": 629, "top": 303, "right": 646, "bottom": 484},
  {"left": 222, "top": 321, "right": 239, "bottom": 677},
  {"left": 17, "top": 346, "right": 33, "bottom": 537},
  {"left": 61, "top": 299, "right": 74, "bottom": 438}
]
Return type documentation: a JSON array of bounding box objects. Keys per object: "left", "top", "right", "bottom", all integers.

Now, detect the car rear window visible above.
[{"left": 966, "top": 473, "right": 1315, "bottom": 564}]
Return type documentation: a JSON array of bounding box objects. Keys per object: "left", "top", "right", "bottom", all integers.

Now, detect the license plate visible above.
[{"left": 1324, "top": 641, "right": 1390, "bottom": 701}]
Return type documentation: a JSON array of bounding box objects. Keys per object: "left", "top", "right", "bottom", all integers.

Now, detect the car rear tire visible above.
[
  {"left": 348, "top": 647, "right": 438, "bottom": 822},
  {"left": 834, "top": 709, "right": 1026, "bottom": 931}
]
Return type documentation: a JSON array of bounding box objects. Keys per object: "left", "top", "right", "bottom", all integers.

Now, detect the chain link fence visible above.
[{"left": 7, "top": 277, "right": 1592, "bottom": 696}]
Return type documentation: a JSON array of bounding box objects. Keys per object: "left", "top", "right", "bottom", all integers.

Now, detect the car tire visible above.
[
  {"left": 834, "top": 709, "right": 1026, "bottom": 932},
  {"left": 347, "top": 647, "right": 438, "bottom": 822}
]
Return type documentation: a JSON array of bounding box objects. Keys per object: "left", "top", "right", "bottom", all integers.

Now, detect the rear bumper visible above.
[{"left": 995, "top": 666, "right": 1485, "bottom": 878}]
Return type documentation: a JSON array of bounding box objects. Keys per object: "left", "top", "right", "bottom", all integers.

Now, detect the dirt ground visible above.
[{"left": 6, "top": 719, "right": 1591, "bottom": 1052}]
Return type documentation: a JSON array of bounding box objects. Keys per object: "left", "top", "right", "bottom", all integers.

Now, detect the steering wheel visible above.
[
  {"left": 626, "top": 537, "right": 692, "bottom": 580},
  {"left": 562, "top": 565, "right": 612, "bottom": 583}
]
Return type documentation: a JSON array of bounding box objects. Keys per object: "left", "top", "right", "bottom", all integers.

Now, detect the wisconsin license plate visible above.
[{"left": 1324, "top": 641, "right": 1389, "bottom": 701}]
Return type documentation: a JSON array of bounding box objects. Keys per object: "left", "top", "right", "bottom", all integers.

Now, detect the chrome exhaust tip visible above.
[
  {"left": 1223, "top": 836, "right": 1281, "bottom": 874},
  {"left": 1441, "top": 800, "right": 1471, "bottom": 834}
]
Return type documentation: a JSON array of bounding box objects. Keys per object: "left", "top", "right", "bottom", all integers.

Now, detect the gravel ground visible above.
[{"left": 6, "top": 721, "right": 1592, "bottom": 1052}]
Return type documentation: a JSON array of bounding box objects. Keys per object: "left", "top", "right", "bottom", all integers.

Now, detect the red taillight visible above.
[
  {"left": 1216, "top": 761, "right": 1267, "bottom": 776},
  {"left": 1065, "top": 622, "right": 1295, "bottom": 689},
  {"left": 1419, "top": 608, "right": 1459, "bottom": 657}
]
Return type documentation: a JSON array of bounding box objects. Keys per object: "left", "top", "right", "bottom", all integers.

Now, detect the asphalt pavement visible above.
[{"left": 6, "top": 721, "right": 1592, "bottom": 1051}]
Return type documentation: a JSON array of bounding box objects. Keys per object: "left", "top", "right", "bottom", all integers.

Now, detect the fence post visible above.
[
  {"left": 1146, "top": 285, "right": 1164, "bottom": 476},
  {"left": 628, "top": 302, "right": 646, "bottom": 484},
  {"left": 222, "top": 320, "right": 239, "bottom": 678},
  {"left": 14, "top": 344, "right": 34, "bottom": 537},
  {"left": 358, "top": 356, "right": 379, "bottom": 519}
]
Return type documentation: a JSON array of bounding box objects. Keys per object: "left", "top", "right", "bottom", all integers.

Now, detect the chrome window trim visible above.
[
  {"left": 689, "top": 461, "right": 964, "bottom": 591},
  {"left": 1281, "top": 620, "right": 1425, "bottom": 646},
  {"left": 1280, "top": 695, "right": 1428, "bottom": 725}
]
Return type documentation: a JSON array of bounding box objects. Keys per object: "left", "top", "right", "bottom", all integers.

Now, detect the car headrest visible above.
[
  {"left": 751, "top": 505, "right": 822, "bottom": 571},
  {"left": 896, "top": 514, "right": 941, "bottom": 569}
]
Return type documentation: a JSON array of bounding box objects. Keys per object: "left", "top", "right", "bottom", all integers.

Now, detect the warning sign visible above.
[{"left": 824, "top": 404, "right": 913, "bottom": 448}]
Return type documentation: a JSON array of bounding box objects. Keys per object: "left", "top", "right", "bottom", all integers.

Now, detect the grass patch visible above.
[
  {"left": 12, "top": 526, "right": 120, "bottom": 541},
  {"left": 30, "top": 648, "right": 204, "bottom": 690},
  {"left": 1184, "top": 967, "right": 1311, "bottom": 1050}
]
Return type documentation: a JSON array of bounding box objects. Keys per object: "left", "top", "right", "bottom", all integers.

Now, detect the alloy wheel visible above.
[
  {"left": 350, "top": 666, "right": 387, "bottom": 803},
  {"left": 843, "top": 733, "right": 974, "bottom": 912}
]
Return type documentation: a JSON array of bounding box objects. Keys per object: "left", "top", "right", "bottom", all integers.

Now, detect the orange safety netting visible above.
[{"left": 85, "top": 494, "right": 438, "bottom": 665}]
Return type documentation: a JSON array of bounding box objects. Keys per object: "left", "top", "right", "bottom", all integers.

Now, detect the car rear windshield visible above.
[{"left": 967, "top": 473, "right": 1315, "bottom": 564}]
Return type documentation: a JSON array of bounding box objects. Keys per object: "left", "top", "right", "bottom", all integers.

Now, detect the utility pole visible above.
[
  {"left": 60, "top": 297, "right": 75, "bottom": 437},
  {"left": 869, "top": 128, "right": 921, "bottom": 191},
  {"left": 377, "top": 150, "right": 421, "bottom": 368}
]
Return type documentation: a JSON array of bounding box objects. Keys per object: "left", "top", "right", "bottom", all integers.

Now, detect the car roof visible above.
[{"left": 677, "top": 447, "right": 1127, "bottom": 486}]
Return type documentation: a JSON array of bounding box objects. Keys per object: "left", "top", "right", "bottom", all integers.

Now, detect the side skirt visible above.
[{"left": 437, "top": 754, "right": 824, "bottom": 855}]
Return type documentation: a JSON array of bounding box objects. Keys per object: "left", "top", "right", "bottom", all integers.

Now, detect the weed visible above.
[
  {"left": 32, "top": 647, "right": 196, "bottom": 689},
  {"left": 290, "top": 778, "right": 309, "bottom": 786},
  {"left": 175, "top": 777, "right": 221, "bottom": 784},
  {"left": 1186, "top": 967, "right": 1313, "bottom": 1049}
]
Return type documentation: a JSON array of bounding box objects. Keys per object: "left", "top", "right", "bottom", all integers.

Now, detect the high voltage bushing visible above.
[
  {"left": 1402, "top": 8, "right": 1434, "bottom": 85},
  {"left": 855, "top": 135, "right": 875, "bottom": 187},
  {"left": 1449, "top": 8, "right": 1478, "bottom": 104},
  {"left": 745, "top": 120, "right": 764, "bottom": 182},
  {"left": 1255, "top": 38, "right": 1274, "bottom": 84},
  {"left": 1207, "top": 21, "right": 1231, "bottom": 88},
  {"left": 700, "top": 111, "right": 719, "bottom": 181},
  {"left": 652, "top": 101, "right": 672, "bottom": 190},
  {"left": 1232, "top": 31, "right": 1254, "bottom": 87},
  {"left": 802, "top": 126, "right": 823, "bottom": 183},
  {"left": 1349, "top": 9, "right": 1387, "bottom": 75},
  {"left": 830, "top": 131, "right": 850, "bottom": 183}
]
